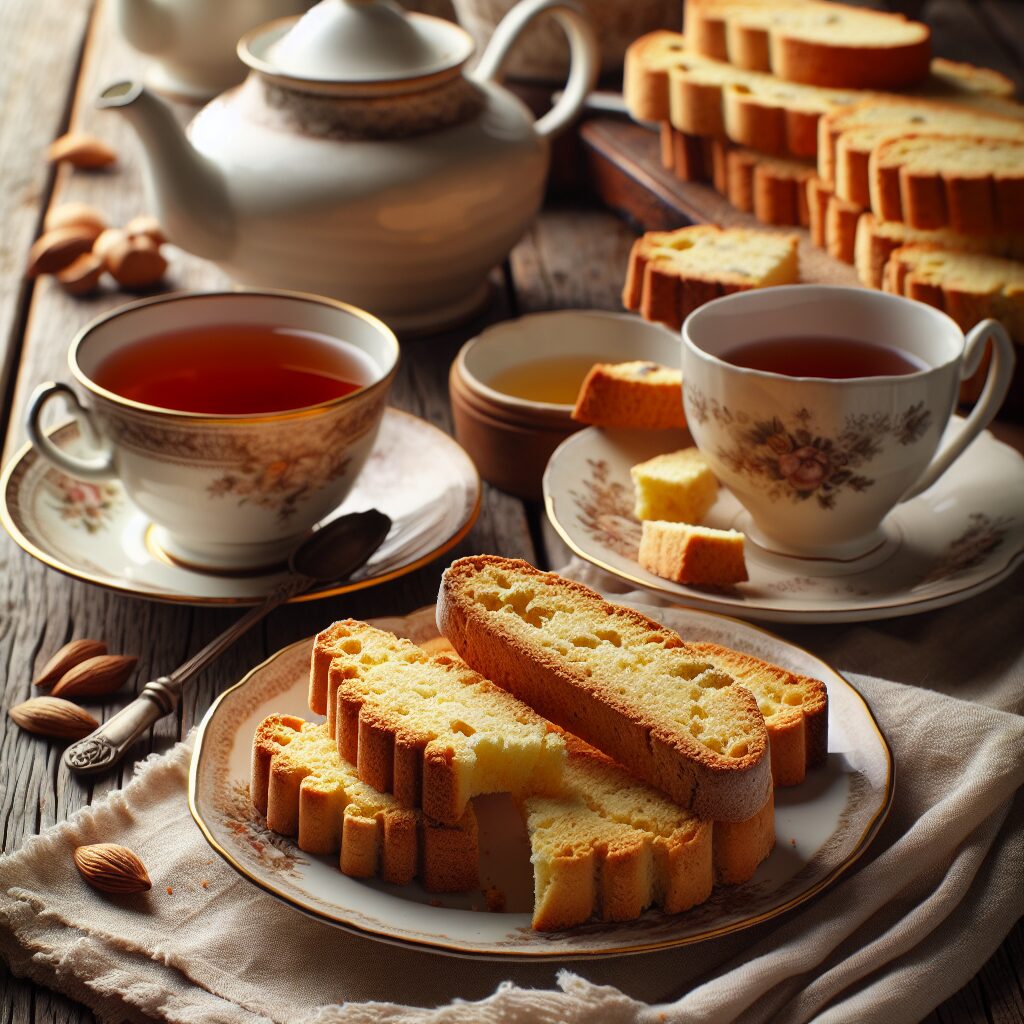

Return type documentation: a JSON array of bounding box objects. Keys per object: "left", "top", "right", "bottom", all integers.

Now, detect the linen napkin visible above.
[{"left": 1, "top": 563, "right": 1021, "bottom": 1024}]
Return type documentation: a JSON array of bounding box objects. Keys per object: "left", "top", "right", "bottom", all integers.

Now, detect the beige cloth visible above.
[{"left": 1, "top": 561, "right": 1022, "bottom": 1024}]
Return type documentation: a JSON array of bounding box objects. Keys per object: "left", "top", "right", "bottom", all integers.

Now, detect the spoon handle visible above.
[{"left": 62, "top": 576, "right": 308, "bottom": 776}]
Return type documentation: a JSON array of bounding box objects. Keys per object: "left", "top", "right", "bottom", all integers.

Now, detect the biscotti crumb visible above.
[
  {"left": 631, "top": 448, "right": 718, "bottom": 523},
  {"left": 200, "top": 880, "right": 209, "bottom": 889},
  {"left": 639, "top": 521, "right": 748, "bottom": 586},
  {"left": 572, "top": 360, "right": 686, "bottom": 430},
  {"left": 166, "top": 886, "right": 173, "bottom": 895}
]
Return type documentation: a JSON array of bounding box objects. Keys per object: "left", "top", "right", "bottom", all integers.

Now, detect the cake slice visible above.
[
  {"left": 631, "top": 447, "right": 719, "bottom": 523},
  {"left": 571, "top": 360, "right": 686, "bottom": 431},
  {"left": 638, "top": 521, "right": 749, "bottom": 587},
  {"left": 251, "top": 714, "right": 479, "bottom": 890},
  {"left": 309, "top": 621, "right": 566, "bottom": 825},
  {"left": 881, "top": 244, "right": 1024, "bottom": 339},
  {"left": 622, "top": 225, "right": 799, "bottom": 331},
  {"left": 869, "top": 134, "right": 1024, "bottom": 234},
  {"left": 437, "top": 557, "right": 772, "bottom": 823},
  {"left": 684, "top": 644, "right": 828, "bottom": 786}
]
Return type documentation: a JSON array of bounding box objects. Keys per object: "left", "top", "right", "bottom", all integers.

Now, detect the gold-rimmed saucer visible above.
[{"left": 0, "top": 409, "right": 480, "bottom": 605}]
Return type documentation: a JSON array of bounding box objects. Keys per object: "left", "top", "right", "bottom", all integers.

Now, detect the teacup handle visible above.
[
  {"left": 901, "top": 319, "right": 1016, "bottom": 502},
  {"left": 472, "top": 0, "right": 599, "bottom": 140},
  {"left": 26, "top": 382, "right": 117, "bottom": 481}
]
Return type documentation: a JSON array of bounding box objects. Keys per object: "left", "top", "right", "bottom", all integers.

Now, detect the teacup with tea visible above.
[
  {"left": 681, "top": 286, "right": 1015, "bottom": 561},
  {"left": 26, "top": 290, "right": 399, "bottom": 569}
]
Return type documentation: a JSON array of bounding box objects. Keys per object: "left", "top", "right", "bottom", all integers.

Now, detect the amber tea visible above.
[
  {"left": 93, "top": 323, "right": 373, "bottom": 414},
  {"left": 723, "top": 336, "right": 926, "bottom": 379}
]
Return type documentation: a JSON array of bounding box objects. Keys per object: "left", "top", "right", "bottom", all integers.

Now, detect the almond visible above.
[
  {"left": 57, "top": 251, "right": 105, "bottom": 297},
  {"left": 9, "top": 697, "right": 99, "bottom": 740},
  {"left": 48, "top": 133, "right": 117, "bottom": 169},
  {"left": 44, "top": 202, "right": 107, "bottom": 236},
  {"left": 26, "top": 225, "right": 98, "bottom": 278},
  {"left": 106, "top": 235, "right": 167, "bottom": 290},
  {"left": 51, "top": 654, "right": 137, "bottom": 698},
  {"left": 125, "top": 215, "right": 166, "bottom": 247},
  {"left": 34, "top": 638, "right": 108, "bottom": 688},
  {"left": 73, "top": 844, "right": 151, "bottom": 894}
]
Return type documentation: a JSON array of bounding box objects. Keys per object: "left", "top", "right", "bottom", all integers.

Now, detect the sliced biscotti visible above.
[
  {"left": 252, "top": 714, "right": 479, "bottom": 890},
  {"left": 437, "top": 557, "right": 772, "bottom": 823},
  {"left": 869, "top": 135, "right": 1024, "bottom": 234},
  {"left": 631, "top": 447, "right": 719, "bottom": 523},
  {"left": 623, "top": 225, "right": 799, "bottom": 330},
  {"left": 684, "top": 644, "right": 827, "bottom": 787},
  {"left": 855, "top": 212, "right": 1024, "bottom": 290},
  {"left": 309, "top": 621, "right": 566, "bottom": 825},
  {"left": 819, "top": 99, "right": 1024, "bottom": 208},
  {"left": 638, "top": 521, "right": 749, "bottom": 588},
  {"left": 571, "top": 361, "right": 686, "bottom": 431},
  {"left": 882, "top": 244, "right": 1024, "bottom": 339}
]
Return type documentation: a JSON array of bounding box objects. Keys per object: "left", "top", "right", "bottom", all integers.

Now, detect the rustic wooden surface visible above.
[{"left": 0, "top": 0, "right": 1021, "bottom": 1021}]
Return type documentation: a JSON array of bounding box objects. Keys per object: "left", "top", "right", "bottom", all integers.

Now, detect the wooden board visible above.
[{"left": 579, "top": 116, "right": 863, "bottom": 288}]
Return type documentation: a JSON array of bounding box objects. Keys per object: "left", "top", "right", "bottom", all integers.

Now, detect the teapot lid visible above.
[{"left": 239, "top": 0, "right": 475, "bottom": 94}]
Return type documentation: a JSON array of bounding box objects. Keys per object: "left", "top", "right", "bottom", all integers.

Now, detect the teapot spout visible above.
[
  {"left": 98, "top": 82, "right": 233, "bottom": 261},
  {"left": 112, "top": 0, "right": 175, "bottom": 55}
]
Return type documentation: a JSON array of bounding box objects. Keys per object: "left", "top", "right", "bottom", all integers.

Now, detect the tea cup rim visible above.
[
  {"left": 681, "top": 284, "right": 963, "bottom": 385},
  {"left": 66, "top": 288, "right": 400, "bottom": 424}
]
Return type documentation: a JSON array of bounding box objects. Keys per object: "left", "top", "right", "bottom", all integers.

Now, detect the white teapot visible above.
[
  {"left": 113, "top": 0, "right": 316, "bottom": 100},
  {"left": 101, "top": 0, "right": 599, "bottom": 331}
]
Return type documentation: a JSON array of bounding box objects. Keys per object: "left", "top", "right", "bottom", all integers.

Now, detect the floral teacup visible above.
[
  {"left": 26, "top": 290, "right": 398, "bottom": 570},
  {"left": 681, "top": 286, "right": 1015, "bottom": 561}
]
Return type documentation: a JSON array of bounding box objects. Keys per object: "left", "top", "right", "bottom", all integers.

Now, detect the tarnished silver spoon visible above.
[{"left": 62, "top": 508, "right": 392, "bottom": 775}]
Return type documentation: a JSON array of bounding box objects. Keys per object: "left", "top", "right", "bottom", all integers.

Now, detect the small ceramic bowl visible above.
[{"left": 450, "top": 309, "right": 680, "bottom": 499}]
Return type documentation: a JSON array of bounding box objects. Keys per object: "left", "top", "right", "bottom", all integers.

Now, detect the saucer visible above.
[
  {"left": 1, "top": 409, "right": 480, "bottom": 605},
  {"left": 544, "top": 417, "right": 1024, "bottom": 623}
]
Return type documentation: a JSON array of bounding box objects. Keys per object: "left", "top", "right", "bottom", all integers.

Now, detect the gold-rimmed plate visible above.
[
  {"left": 188, "top": 604, "right": 893, "bottom": 959},
  {"left": 544, "top": 420, "right": 1024, "bottom": 624},
  {"left": 0, "top": 408, "right": 480, "bottom": 605}
]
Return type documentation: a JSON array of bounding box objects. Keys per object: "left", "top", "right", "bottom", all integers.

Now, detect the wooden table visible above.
[{"left": 0, "top": 1, "right": 1021, "bottom": 1021}]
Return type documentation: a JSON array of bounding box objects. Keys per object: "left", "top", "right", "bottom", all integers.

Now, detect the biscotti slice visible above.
[
  {"left": 720, "top": 2, "right": 932, "bottom": 90},
  {"left": 716, "top": 141, "right": 815, "bottom": 227},
  {"left": 310, "top": 621, "right": 566, "bottom": 825},
  {"left": 622, "top": 225, "right": 799, "bottom": 331},
  {"left": 638, "top": 521, "right": 749, "bottom": 587},
  {"left": 437, "top": 557, "right": 772, "bottom": 823},
  {"left": 882, "top": 244, "right": 1024, "bottom": 340},
  {"left": 685, "top": 644, "right": 827, "bottom": 787},
  {"left": 252, "top": 714, "right": 479, "bottom": 891},
  {"left": 854, "top": 212, "right": 1024, "bottom": 290},
  {"left": 571, "top": 360, "right": 686, "bottom": 431},
  {"left": 631, "top": 447, "right": 719, "bottom": 523},
  {"left": 869, "top": 135, "right": 1024, "bottom": 235},
  {"left": 819, "top": 99, "right": 1024, "bottom": 207}
]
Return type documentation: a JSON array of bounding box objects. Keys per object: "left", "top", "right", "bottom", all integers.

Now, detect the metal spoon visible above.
[{"left": 62, "top": 508, "right": 392, "bottom": 776}]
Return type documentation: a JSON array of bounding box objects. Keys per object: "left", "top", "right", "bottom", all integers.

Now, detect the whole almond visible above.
[
  {"left": 9, "top": 697, "right": 99, "bottom": 740},
  {"left": 51, "top": 654, "right": 137, "bottom": 698},
  {"left": 125, "top": 214, "right": 166, "bottom": 246},
  {"left": 48, "top": 133, "right": 117, "bottom": 169},
  {"left": 26, "top": 225, "right": 98, "bottom": 277},
  {"left": 45, "top": 202, "right": 107, "bottom": 236},
  {"left": 93, "top": 226, "right": 128, "bottom": 262},
  {"left": 34, "top": 638, "right": 108, "bottom": 688},
  {"left": 106, "top": 235, "right": 167, "bottom": 290},
  {"left": 57, "top": 251, "right": 105, "bottom": 297},
  {"left": 73, "top": 844, "right": 151, "bottom": 894}
]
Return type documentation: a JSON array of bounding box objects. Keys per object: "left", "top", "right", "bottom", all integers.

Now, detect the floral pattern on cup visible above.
[
  {"left": 43, "top": 471, "right": 120, "bottom": 534},
  {"left": 685, "top": 388, "right": 933, "bottom": 511}
]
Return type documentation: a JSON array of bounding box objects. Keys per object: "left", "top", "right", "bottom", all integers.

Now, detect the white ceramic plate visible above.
[
  {"left": 189, "top": 604, "right": 893, "bottom": 959},
  {"left": 0, "top": 409, "right": 480, "bottom": 605},
  {"left": 544, "top": 418, "right": 1024, "bottom": 624}
]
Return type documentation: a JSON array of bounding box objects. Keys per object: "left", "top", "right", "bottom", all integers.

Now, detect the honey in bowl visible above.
[
  {"left": 92, "top": 323, "right": 376, "bottom": 414},
  {"left": 486, "top": 355, "right": 599, "bottom": 405},
  {"left": 723, "top": 336, "right": 926, "bottom": 379}
]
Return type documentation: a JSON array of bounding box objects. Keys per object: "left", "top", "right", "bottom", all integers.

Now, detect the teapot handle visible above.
[{"left": 472, "top": 0, "right": 599, "bottom": 140}]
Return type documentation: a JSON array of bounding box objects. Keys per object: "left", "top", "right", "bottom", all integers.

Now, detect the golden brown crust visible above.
[
  {"left": 438, "top": 556, "right": 772, "bottom": 823},
  {"left": 714, "top": 788, "right": 776, "bottom": 884},
  {"left": 825, "top": 193, "right": 864, "bottom": 264},
  {"left": 571, "top": 362, "right": 686, "bottom": 431},
  {"left": 686, "top": 642, "right": 828, "bottom": 786},
  {"left": 639, "top": 522, "right": 749, "bottom": 587},
  {"left": 250, "top": 713, "right": 479, "bottom": 891}
]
